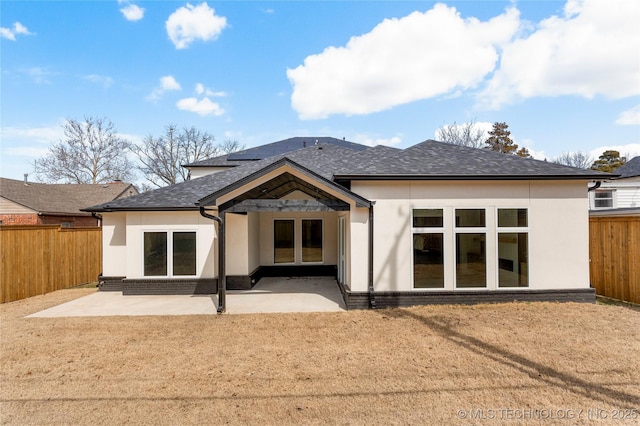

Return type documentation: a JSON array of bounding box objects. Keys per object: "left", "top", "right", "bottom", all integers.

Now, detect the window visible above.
[
  {"left": 144, "top": 232, "right": 168, "bottom": 276},
  {"left": 173, "top": 232, "right": 197, "bottom": 276},
  {"left": 593, "top": 190, "right": 614, "bottom": 209},
  {"left": 143, "top": 231, "right": 196, "bottom": 277},
  {"left": 412, "top": 209, "right": 444, "bottom": 288},
  {"left": 497, "top": 209, "right": 528, "bottom": 288},
  {"left": 302, "top": 219, "right": 323, "bottom": 262},
  {"left": 274, "top": 220, "right": 295, "bottom": 263},
  {"left": 455, "top": 209, "right": 486, "bottom": 288}
]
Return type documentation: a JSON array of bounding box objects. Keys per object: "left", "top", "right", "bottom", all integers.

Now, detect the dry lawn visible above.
[{"left": 1, "top": 289, "right": 639, "bottom": 425}]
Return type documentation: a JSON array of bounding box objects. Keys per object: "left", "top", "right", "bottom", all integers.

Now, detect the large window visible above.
[
  {"left": 274, "top": 220, "right": 295, "bottom": 263},
  {"left": 455, "top": 209, "right": 486, "bottom": 288},
  {"left": 412, "top": 209, "right": 444, "bottom": 288},
  {"left": 144, "top": 231, "right": 196, "bottom": 277},
  {"left": 497, "top": 209, "right": 528, "bottom": 288},
  {"left": 302, "top": 219, "right": 323, "bottom": 262}
]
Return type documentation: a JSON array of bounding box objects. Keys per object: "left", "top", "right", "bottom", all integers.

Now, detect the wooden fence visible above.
[
  {"left": 589, "top": 216, "right": 640, "bottom": 304},
  {"left": 0, "top": 225, "right": 102, "bottom": 303}
]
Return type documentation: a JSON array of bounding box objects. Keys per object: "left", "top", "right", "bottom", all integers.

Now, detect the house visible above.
[
  {"left": 0, "top": 177, "right": 138, "bottom": 227},
  {"left": 588, "top": 156, "right": 640, "bottom": 210},
  {"left": 84, "top": 137, "right": 611, "bottom": 310}
]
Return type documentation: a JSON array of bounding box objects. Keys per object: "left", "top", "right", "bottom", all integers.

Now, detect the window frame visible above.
[
  {"left": 273, "top": 219, "right": 296, "bottom": 264},
  {"left": 301, "top": 218, "right": 324, "bottom": 264},
  {"left": 142, "top": 230, "right": 198, "bottom": 278},
  {"left": 495, "top": 208, "right": 529, "bottom": 289},
  {"left": 411, "top": 208, "right": 447, "bottom": 290},
  {"left": 453, "top": 208, "right": 488, "bottom": 289},
  {"left": 592, "top": 189, "right": 616, "bottom": 209}
]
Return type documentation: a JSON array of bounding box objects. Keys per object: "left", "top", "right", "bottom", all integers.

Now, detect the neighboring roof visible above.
[
  {"left": 590, "top": 207, "right": 640, "bottom": 217},
  {"left": 184, "top": 136, "right": 367, "bottom": 167},
  {"left": 1, "top": 178, "right": 138, "bottom": 216},
  {"left": 613, "top": 156, "right": 640, "bottom": 179},
  {"left": 84, "top": 138, "right": 615, "bottom": 213}
]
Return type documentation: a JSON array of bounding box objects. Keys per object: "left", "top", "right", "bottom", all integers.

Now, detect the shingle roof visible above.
[
  {"left": 614, "top": 156, "right": 640, "bottom": 178},
  {"left": 1, "top": 178, "right": 138, "bottom": 216},
  {"left": 84, "top": 138, "right": 614, "bottom": 212},
  {"left": 184, "top": 136, "right": 366, "bottom": 167},
  {"left": 334, "top": 140, "right": 613, "bottom": 179}
]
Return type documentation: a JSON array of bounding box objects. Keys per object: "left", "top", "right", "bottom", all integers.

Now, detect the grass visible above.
[{"left": 1, "top": 288, "right": 639, "bottom": 425}]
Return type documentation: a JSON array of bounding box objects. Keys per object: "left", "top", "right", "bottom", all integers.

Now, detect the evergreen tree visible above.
[
  {"left": 484, "top": 122, "right": 531, "bottom": 158},
  {"left": 590, "top": 150, "right": 627, "bottom": 172}
]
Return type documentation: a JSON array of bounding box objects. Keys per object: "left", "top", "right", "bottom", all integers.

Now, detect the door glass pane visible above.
[
  {"left": 455, "top": 233, "right": 486, "bottom": 287},
  {"left": 173, "top": 232, "right": 196, "bottom": 276},
  {"left": 413, "top": 209, "right": 443, "bottom": 228},
  {"left": 413, "top": 233, "right": 444, "bottom": 288},
  {"left": 455, "top": 209, "right": 486, "bottom": 227},
  {"left": 498, "top": 233, "right": 528, "bottom": 287},
  {"left": 302, "top": 219, "right": 323, "bottom": 262},
  {"left": 144, "top": 232, "right": 167, "bottom": 276},
  {"left": 274, "top": 220, "right": 295, "bottom": 263},
  {"left": 498, "top": 209, "right": 528, "bottom": 227}
]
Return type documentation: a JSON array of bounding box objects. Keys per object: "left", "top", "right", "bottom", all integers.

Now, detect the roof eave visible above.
[
  {"left": 81, "top": 206, "right": 199, "bottom": 213},
  {"left": 333, "top": 174, "right": 616, "bottom": 181}
]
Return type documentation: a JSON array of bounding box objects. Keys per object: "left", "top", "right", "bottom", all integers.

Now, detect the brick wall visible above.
[
  {"left": 0, "top": 214, "right": 39, "bottom": 225},
  {"left": 0, "top": 214, "right": 98, "bottom": 227},
  {"left": 38, "top": 215, "right": 98, "bottom": 227}
]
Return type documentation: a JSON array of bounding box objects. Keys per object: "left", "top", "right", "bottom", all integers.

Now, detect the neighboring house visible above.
[
  {"left": 85, "top": 137, "right": 610, "bottom": 310},
  {"left": 588, "top": 156, "right": 640, "bottom": 210},
  {"left": 0, "top": 177, "right": 138, "bottom": 227}
]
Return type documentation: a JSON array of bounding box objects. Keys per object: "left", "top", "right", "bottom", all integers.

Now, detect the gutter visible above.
[
  {"left": 587, "top": 181, "right": 602, "bottom": 192},
  {"left": 368, "top": 203, "right": 376, "bottom": 309},
  {"left": 198, "top": 206, "right": 226, "bottom": 314},
  {"left": 333, "top": 174, "right": 618, "bottom": 181}
]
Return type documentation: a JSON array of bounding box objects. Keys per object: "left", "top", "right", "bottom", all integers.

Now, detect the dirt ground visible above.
[{"left": 1, "top": 289, "right": 639, "bottom": 425}]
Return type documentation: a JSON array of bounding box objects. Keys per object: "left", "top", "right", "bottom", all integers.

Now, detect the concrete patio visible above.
[{"left": 27, "top": 277, "right": 346, "bottom": 317}]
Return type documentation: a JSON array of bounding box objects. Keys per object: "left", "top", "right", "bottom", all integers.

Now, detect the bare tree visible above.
[
  {"left": 33, "top": 117, "right": 134, "bottom": 184},
  {"left": 436, "top": 120, "right": 486, "bottom": 149},
  {"left": 219, "top": 138, "right": 245, "bottom": 154},
  {"left": 132, "top": 125, "right": 243, "bottom": 188},
  {"left": 552, "top": 151, "right": 593, "bottom": 169}
]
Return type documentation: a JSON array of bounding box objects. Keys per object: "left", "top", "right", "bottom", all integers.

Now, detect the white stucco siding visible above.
[
  {"left": 349, "top": 207, "right": 370, "bottom": 292},
  {"left": 247, "top": 212, "right": 260, "bottom": 273},
  {"left": 528, "top": 181, "right": 589, "bottom": 289},
  {"left": 226, "top": 213, "right": 249, "bottom": 276},
  {"left": 124, "top": 211, "right": 216, "bottom": 279},
  {"left": 102, "top": 213, "right": 127, "bottom": 276},
  {"left": 351, "top": 180, "right": 590, "bottom": 292}
]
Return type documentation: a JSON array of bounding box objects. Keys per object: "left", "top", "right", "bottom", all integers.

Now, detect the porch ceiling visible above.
[{"left": 219, "top": 172, "right": 350, "bottom": 212}]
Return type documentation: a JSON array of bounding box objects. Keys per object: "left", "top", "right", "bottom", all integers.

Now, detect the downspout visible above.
[
  {"left": 199, "top": 206, "right": 226, "bottom": 314},
  {"left": 588, "top": 181, "right": 601, "bottom": 192},
  {"left": 368, "top": 203, "right": 376, "bottom": 309}
]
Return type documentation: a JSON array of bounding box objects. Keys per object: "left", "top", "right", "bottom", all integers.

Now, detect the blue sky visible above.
[{"left": 1, "top": 0, "right": 639, "bottom": 183}]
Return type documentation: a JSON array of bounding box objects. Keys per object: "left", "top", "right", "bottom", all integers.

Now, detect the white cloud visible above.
[
  {"left": 0, "top": 22, "right": 34, "bottom": 40},
  {"left": 147, "top": 75, "right": 182, "bottom": 100},
  {"left": 352, "top": 134, "right": 403, "bottom": 147},
  {"left": 120, "top": 4, "right": 145, "bottom": 22},
  {"left": 0, "top": 123, "right": 65, "bottom": 154},
  {"left": 177, "top": 97, "right": 225, "bottom": 116},
  {"left": 287, "top": 4, "right": 520, "bottom": 119},
  {"left": 195, "top": 83, "right": 226, "bottom": 97},
  {"left": 26, "top": 67, "right": 54, "bottom": 84},
  {"left": 83, "top": 74, "right": 114, "bottom": 88},
  {"left": 616, "top": 105, "right": 640, "bottom": 126},
  {"left": 166, "top": 2, "right": 227, "bottom": 49},
  {"left": 477, "top": 0, "right": 640, "bottom": 109}
]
